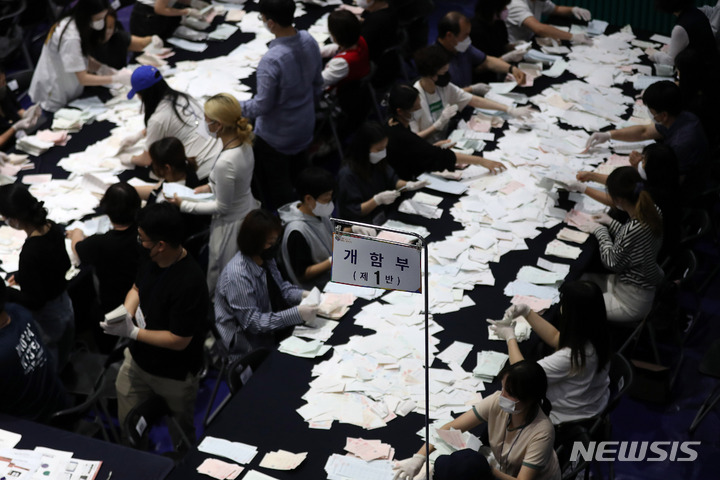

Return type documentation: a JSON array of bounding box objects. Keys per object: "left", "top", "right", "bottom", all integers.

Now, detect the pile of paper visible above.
[
  {"left": 197, "top": 436, "right": 258, "bottom": 465},
  {"left": 324, "top": 454, "right": 394, "bottom": 480},
  {"left": 427, "top": 425, "right": 482, "bottom": 457},
  {"left": 278, "top": 336, "right": 332, "bottom": 358},
  {"left": 51, "top": 108, "right": 97, "bottom": 131},
  {"left": 16, "top": 135, "right": 54, "bottom": 156},
  {"left": 0, "top": 445, "right": 102, "bottom": 480},
  {"left": 344, "top": 438, "right": 394, "bottom": 462},
  {"left": 473, "top": 351, "right": 509, "bottom": 381},
  {"left": 258, "top": 450, "right": 307, "bottom": 470},
  {"left": 197, "top": 458, "right": 243, "bottom": 480}
]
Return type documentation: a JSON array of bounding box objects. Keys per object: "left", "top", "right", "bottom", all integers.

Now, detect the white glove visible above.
[
  {"left": 501, "top": 49, "right": 526, "bottom": 63},
  {"left": 298, "top": 305, "right": 320, "bottom": 324},
  {"left": 100, "top": 313, "right": 139, "bottom": 340},
  {"left": 578, "top": 221, "right": 601, "bottom": 233},
  {"left": 584, "top": 132, "right": 611, "bottom": 150},
  {"left": 12, "top": 115, "right": 37, "bottom": 132},
  {"left": 488, "top": 319, "right": 516, "bottom": 341},
  {"left": 351, "top": 225, "right": 377, "bottom": 236},
  {"left": 507, "top": 106, "right": 534, "bottom": 119},
  {"left": 404, "top": 180, "right": 429, "bottom": 192},
  {"left": 190, "top": 0, "right": 210, "bottom": 8},
  {"left": 572, "top": 7, "right": 592, "bottom": 22},
  {"left": 393, "top": 455, "right": 425, "bottom": 480},
  {"left": 0, "top": 152, "right": 8, "bottom": 164},
  {"left": 120, "top": 131, "right": 144, "bottom": 150},
  {"left": 593, "top": 212, "right": 613, "bottom": 225},
  {"left": 145, "top": 35, "right": 164, "bottom": 52},
  {"left": 503, "top": 303, "right": 531, "bottom": 322},
  {"left": 571, "top": 33, "right": 593, "bottom": 46},
  {"left": 111, "top": 68, "right": 133, "bottom": 86},
  {"left": 470, "top": 82, "right": 491, "bottom": 96},
  {"left": 21, "top": 104, "right": 40, "bottom": 120},
  {"left": 373, "top": 190, "right": 400, "bottom": 205},
  {"left": 564, "top": 180, "right": 587, "bottom": 193},
  {"left": 186, "top": 7, "right": 203, "bottom": 18},
  {"left": 432, "top": 104, "right": 459, "bottom": 130}
]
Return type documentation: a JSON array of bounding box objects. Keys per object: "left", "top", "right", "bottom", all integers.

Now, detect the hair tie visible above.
[{"left": 634, "top": 181, "right": 645, "bottom": 196}]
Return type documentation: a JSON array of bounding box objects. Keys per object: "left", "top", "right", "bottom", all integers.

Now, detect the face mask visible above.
[
  {"left": 91, "top": 18, "right": 105, "bottom": 31},
  {"left": 261, "top": 243, "right": 279, "bottom": 260},
  {"left": 411, "top": 109, "right": 423, "bottom": 121},
  {"left": 638, "top": 161, "right": 648, "bottom": 180},
  {"left": 0, "top": 86, "right": 6, "bottom": 101},
  {"left": 435, "top": 72, "right": 451, "bottom": 87},
  {"left": 312, "top": 200, "right": 334, "bottom": 217},
  {"left": 369, "top": 149, "right": 386, "bottom": 164},
  {"left": 203, "top": 121, "right": 219, "bottom": 139},
  {"left": 357, "top": 0, "right": 371, "bottom": 8},
  {"left": 455, "top": 37, "right": 471, "bottom": 53},
  {"left": 500, "top": 9, "right": 509, "bottom": 21},
  {"left": 498, "top": 394, "right": 518, "bottom": 414}
]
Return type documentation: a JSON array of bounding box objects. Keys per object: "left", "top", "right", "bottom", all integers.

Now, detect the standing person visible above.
[
  {"left": 168, "top": 93, "right": 260, "bottom": 294},
  {"left": 471, "top": 0, "right": 521, "bottom": 59},
  {"left": 278, "top": 167, "right": 335, "bottom": 290},
  {"left": 214, "top": 209, "right": 318, "bottom": 361},
  {"left": 577, "top": 167, "right": 664, "bottom": 322},
  {"left": 130, "top": 0, "right": 207, "bottom": 39},
  {"left": 106, "top": 203, "right": 209, "bottom": 450},
  {"left": 91, "top": 8, "right": 162, "bottom": 70},
  {"left": 122, "top": 66, "right": 222, "bottom": 180},
  {"left": 28, "top": 0, "right": 133, "bottom": 113},
  {"left": 648, "top": 0, "right": 720, "bottom": 66},
  {"left": 505, "top": 0, "right": 593, "bottom": 45},
  {"left": 240, "top": 0, "right": 323, "bottom": 210},
  {"left": 0, "top": 185, "right": 74, "bottom": 371},
  {"left": 358, "top": 0, "right": 399, "bottom": 82}
]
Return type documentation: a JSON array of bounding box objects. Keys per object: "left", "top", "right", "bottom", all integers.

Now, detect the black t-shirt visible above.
[
  {"left": 0, "top": 303, "right": 67, "bottom": 420},
  {"left": 337, "top": 162, "right": 399, "bottom": 225},
  {"left": 470, "top": 17, "right": 509, "bottom": 58},
  {"left": 91, "top": 29, "right": 132, "bottom": 70},
  {"left": 129, "top": 254, "right": 209, "bottom": 380},
  {"left": 75, "top": 226, "right": 142, "bottom": 313},
  {"left": 361, "top": 8, "right": 399, "bottom": 62},
  {"left": 8, "top": 222, "right": 70, "bottom": 311},
  {"left": 0, "top": 91, "right": 22, "bottom": 150},
  {"left": 385, "top": 121, "right": 456, "bottom": 179}
]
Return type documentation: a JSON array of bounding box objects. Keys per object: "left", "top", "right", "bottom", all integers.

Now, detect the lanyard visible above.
[{"left": 499, "top": 415, "right": 526, "bottom": 473}]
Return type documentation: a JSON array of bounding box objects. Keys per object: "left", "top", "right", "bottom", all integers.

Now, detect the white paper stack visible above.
[{"left": 473, "top": 351, "right": 509, "bottom": 381}]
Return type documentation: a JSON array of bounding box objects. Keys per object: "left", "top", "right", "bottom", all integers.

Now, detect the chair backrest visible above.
[
  {"left": 604, "top": 353, "right": 634, "bottom": 416},
  {"left": 124, "top": 394, "right": 172, "bottom": 449},
  {"left": 680, "top": 208, "right": 711, "bottom": 245},
  {"left": 227, "top": 348, "right": 271, "bottom": 394}
]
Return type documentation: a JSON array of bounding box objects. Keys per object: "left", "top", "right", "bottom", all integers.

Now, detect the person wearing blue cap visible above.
[
  {"left": 120, "top": 65, "right": 222, "bottom": 180},
  {"left": 28, "top": 0, "right": 134, "bottom": 113}
]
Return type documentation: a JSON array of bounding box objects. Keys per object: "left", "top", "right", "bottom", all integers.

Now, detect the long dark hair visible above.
[
  {"left": 387, "top": 83, "right": 419, "bottom": 122},
  {"left": 347, "top": 122, "right": 388, "bottom": 181},
  {"left": 474, "top": 0, "right": 510, "bottom": 22},
  {"left": 501, "top": 360, "right": 552, "bottom": 419},
  {"left": 557, "top": 281, "right": 610, "bottom": 374},
  {"left": 148, "top": 137, "right": 198, "bottom": 179},
  {"left": 54, "top": 0, "right": 109, "bottom": 57},
  {"left": 0, "top": 184, "right": 49, "bottom": 229},
  {"left": 607, "top": 166, "right": 663, "bottom": 237},
  {"left": 138, "top": 79, "right": 195, "bottom": 127}
]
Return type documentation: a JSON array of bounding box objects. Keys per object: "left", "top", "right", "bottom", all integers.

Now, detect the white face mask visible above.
[
  {"left": 369, "top": 149, "right": 386, "bottom": 164},
  {"left": 498, "top": 394, "right": 518, "bottom": 414},
  {"left": 411, "top": 109, "right": 423, "bottom": 121},
  {"left": 357, "top": 0, "right": 371, "bottom": 8},
  {"left": 638, "top": 161, "right": 648, "bottom": 180},
  {"left": 202, "top": 120, "right": 218, "bottom": 139},
  {"left": 455, "top": 36, "right": 471, "bottom": 52},
  {"left": 312, "top": 200, "right": 334, "bottom": 217},
  {"left": 91, "top": 18, "right": 105, "bottom": 31}
]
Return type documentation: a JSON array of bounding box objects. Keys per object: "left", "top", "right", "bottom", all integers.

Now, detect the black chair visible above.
[
  {"left": 184, "top": 228, "right": 210, "bottom": 274},
  {"left": 202, "top": 322, "right": 231, "bottom": 428},
  {"left": 0, "top": 0, "right": 34, "bottom": 75},
  {"left": 689, "top": 338, "right": 720, "bottom": 434},
  {"left": 679, "top": 208, "right": 711, "bottom": 246},
  {"left": 124, "top": 394, "right": 194, "bottom": 454},
  {"left": 557, "top": 424, "right": 592, "bottom": 480}
]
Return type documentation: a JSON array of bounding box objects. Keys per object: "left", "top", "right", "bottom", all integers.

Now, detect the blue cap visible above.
[{"left": 127, "top": 66, "right": 163, "bottom": 99}]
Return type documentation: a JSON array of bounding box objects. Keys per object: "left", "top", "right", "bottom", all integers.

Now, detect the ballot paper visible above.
[
  {"left": 278, "top": 336, "right": 332, "bottom": 358},
  {"left": 537, "top": 258, "right": 571, "bottom": 277},
  {"left": 197, "top": 458, "right": 244, "bottom": 480},
  {"left": 325, "top": 454, "right": 394, "bottom": 480},
  {"left": 557, "top": 227, "right": 590, "bottom": 244},
  {"left": 209, "top": 24, "right": 239, "bottom": 41},
  {"left": 565, "top": 209, "right": 596, "bottom": 229},
  {"left": 162, "top": 182, "right": 214, "bottom": 201},
  {"left": 398, "top": 199, "right": 442, "bottom": 219},
  {"left": 417, "top": 172, "right": 468, "bottom": 195},
  {"left": 167, "top": 37, "right": 209, "bottom": 52},
  {"left": 197, "top": 437, "right": 258, "bottom": 464},
  {"left": 0, "top": 429, "right": 21, "bottom": 448},
  {"left": 243, "top": 470, "right": 279, "bottom": 480},
  {"left": 344, "top": 438, "right": 394, "bottom": 462},
  {"left": 511, "top": 295, "right": 552, "bottom": 312},
  {"left": 258, "top": 450, "right": 307, "bottom": 470},
  {"left": 412, "top": 191, "right": 443, "bottom": 206},
  {"left": 545, "top": 239, "right": 583, "bottom": 260},
  {"left": 516, "top": 266, "right": 563, "bottom": 285},
  {"left": 473, "top": 351, "right": 509, "bottom": 381}
]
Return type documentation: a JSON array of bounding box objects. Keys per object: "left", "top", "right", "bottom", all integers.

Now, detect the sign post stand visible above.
[{"left": 330, "top": 218, "right": 430, "bottom": 476}]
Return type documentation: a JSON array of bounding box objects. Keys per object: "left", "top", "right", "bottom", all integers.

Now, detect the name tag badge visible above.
[
  {"left": 7, "top": 80, "right": 18, "bottom": 92},
  {"left": 135, "top": 306, "right": 147, "bottom": 329}
]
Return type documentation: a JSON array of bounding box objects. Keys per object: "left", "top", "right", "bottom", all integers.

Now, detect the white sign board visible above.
[{"left": 331, "top": 231, "right": 422, "bottom": 293}]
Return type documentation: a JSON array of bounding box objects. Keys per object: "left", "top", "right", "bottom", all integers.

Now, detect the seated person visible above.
[
  {"left": 278, "top": 167, "right": 335, "bottom": 290},
  {"left": 130, "top": 0, "right": 208, "bottom": 39},
  {"left": 577, "top": 167, "right": 664, "bottom": 322},
  {"left": 490, "top": 281, "right": 611, "bottom": 431},
  {"left": 435, "top": 11, "right": 525, "bottom": 91},
  {"left": 0, "top": 65, "right": 40, "bottom": 151},
  {"left": 321, "top": 10, "right": 370, "bottom": 89},
  {"left": 505, "top": 0, "right": 592, "bottom": 45},
  {"left": 91, "top": 8, "right": 161, "bottom": 70},
  {"left": 336, "top": 122, "right": 427, "bottom": 225},
  {"left": 214, "top": 209, "right": 318, "bottom": 360},
  {"left": 0, "top": 282, "right": 68, "bottom": 422},
  {"left": 434, "top": 449, "right": 492, "bottom": 480},
  {"left": 68, "top": 182, "right": 142, "bottom": 316},
  {"left": 385, "top": 83, "right": 506, "bottom": 179},
  {"left": 649, "top": 0, "right": 720, "bottom": 66},
  {"left": 393, "top": 361, "right": 560, "bottom": 480},
  {"left": 411, "top": 45, "right": 531, "bottom": 143},
  {"left": 585, "top": 81, "right": 708, "bottom": 176}
]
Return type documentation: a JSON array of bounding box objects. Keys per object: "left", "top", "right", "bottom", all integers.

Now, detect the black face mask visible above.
[
  {"left": 261, "top": 243, "right": 280, "bottom": 261},
  {"left": 435, "top": 72, "right": 451, "bottom": 87}
]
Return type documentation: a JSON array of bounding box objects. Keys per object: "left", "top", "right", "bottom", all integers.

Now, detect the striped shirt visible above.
[
  {"left": 214, "top": 252, "right": 304, "bottom": 359},
  {"left": 593, "top": 210, "right": 663, "bottom": 289}
]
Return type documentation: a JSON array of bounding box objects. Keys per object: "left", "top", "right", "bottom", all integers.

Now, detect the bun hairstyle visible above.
[
  {"left": 0, "top": 184, "right": 49, "bottom": 229},
  {"left": 606, "top": 166, "right": 663, "bottom": 237},
  {"left": 204, "top": 93, "right": 254, "bottom": 145}
]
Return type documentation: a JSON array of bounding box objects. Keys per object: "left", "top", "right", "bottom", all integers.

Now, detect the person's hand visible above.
[
  {"left": 501, "top": 49, "right": 526, "bottom": 63},
  {"left": 393, "top": 455, "right": 425, "bottom": 480},
  {"left": 111, "top": 68, "right": 133, "bottom": 86},
  {"left": 629, "top": 150, "right": 643, "bottom": 167},
  {"left": 167, "top": 193, "right": 182, "bottom": 207},
  {"left": 7, "top": 275, "right": 16, "bottom": 287},
  {"left": 488, "top": 319, "right": 516, "bottom": 341},
  {"left": 578, "top": 221, "right": 601, "bottom": 233},
  {"left": 584, "top": 132, "right": 611, "bottom": 151},
  {"left": 564, "top": 180, "right": 587, "bottom": 193},
  {"left": 373, "top": 190, "right": 400, "bottom": 205},
  {"left": 572, "top": 6, "right": 592, "bottom": 21},
  {"left": 120, "top": 131, "right": 144, "bottom": 151},
  {"left": 100, "top": 313, "right": 139, "bottom": 340},
  {"left": 507, "top": 106, "right": 534, "bottom": 119},
  {"left": 12, "top": 115, "right": 37, "bottom": 132},
  {"left": 576, "top": 171, "right": 593, "bottom": 182},
  {"left": 503, "top": 303, "right": 530, "bottom": 322},
  {"left": 482, "top": 159, "right": 507, "bottom": 175},
  {"left": 145, "top": 35, "right": 164, "bottom": 52},
  {"left": 510, "top": 67, "right": 526, "bottom": 85},
  {"left": 301, "top": 290, "right": 311, "bottom": 299},
  {"left": 470, "top": 82, "right": 491, "bottom": 96},
  {"left": 0, "top": 152, "right": 8, "bottom": 164},
  {"left": 298, "top": 305, "right": 320, "bottom": 324},
  {"left": 645, "top": 47, "right": 659, "bottom": 58},
  {"left": 404, "top": 180, "right": 429, "bottom": 192},
  {"left": 185, "top": 8, "right": 203, "bottom": 18},
  {"left": 593, "top": 212, "right": 613, "bottom": 225},
  {"left": 66, "top": 228, "right": 85, "bottom": 241},
  {"left": 571, "top": 33, "right": 593, "bottom": 46},
  {"left": 432, "top": 104, "right": 459, "bottom": 130},
  {"left": 351, "top": 225, "right": 377, "bottom": 236},
  {"left": 22, "top": 104, "right": 41, "bottom": 121}
]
